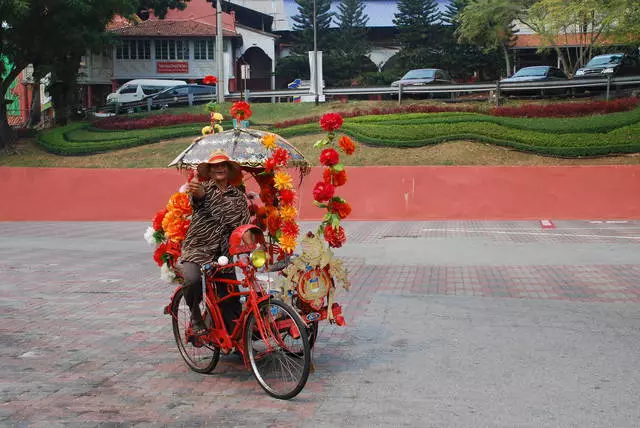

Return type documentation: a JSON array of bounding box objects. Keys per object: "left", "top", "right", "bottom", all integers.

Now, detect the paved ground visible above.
[{"left": 1, "top": 220, "right": 640, "bottom": 427}]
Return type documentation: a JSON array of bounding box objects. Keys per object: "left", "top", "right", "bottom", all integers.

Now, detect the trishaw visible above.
[{"left": 147, "top": 107, "right": 354, "bottom": 400}]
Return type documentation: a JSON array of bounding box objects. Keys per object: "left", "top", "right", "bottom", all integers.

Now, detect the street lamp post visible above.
[
  {"left": 313, "top": 0, "right": 319, "bottom": 106},
  {"left": 216, "top": 0, "right": 224, "bottom": 104}
]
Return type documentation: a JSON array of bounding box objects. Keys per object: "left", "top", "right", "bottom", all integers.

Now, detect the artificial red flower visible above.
[
  {"left": 338, "top": 135, "right": 356, "bottom": 155},
  {"left": 319, "top": 148, "right": 339, "bottom": 166},
  {"left": 319, "top": 113, "right": 344, "bottom": 132},
  {"left": 330, "top": 199, "right": 352, "bottom": 219},
  {"left": 153, "top": 209, "right": 168, "bottom": 231},
  {"left": 279, "top": 189, "right": 296, "bottom": 205},
  {"left": 165, "top": 240, "right": 182, "bottom": 258},
  {"left": 266, "top": 211, "right": 282, "bottom": 235},
  {"left": 272, "top": 148, "right": 290, "bottom": 166},
  {"left": 324, "top": 224, "right": 346, "bottom": 248},
  {"left": 264, "top": 158, "right": 277, "bottom": 173},
  {"left": 322, "top": 168, "right": 348, "bottom": 187},
  {"left": 255, "top": 173, "right": 275, "bottom": 188},
  {"left": 281, "top": 219, "right": 300, "bottom": 237},
  {"left": 260, "top": 187, "right": 275, "bottom": 206},
  {"left": 230, "top": 101, "right": 252, "bottom": 120},
  {"left": 203, "top": 75, "right": 218, "bottom": 85},
  {"left": 153, "top": 243, "right": 167, "bottom": 266},
  {"left": 313, "top": 181, "right": 335, "bottom": 202}
]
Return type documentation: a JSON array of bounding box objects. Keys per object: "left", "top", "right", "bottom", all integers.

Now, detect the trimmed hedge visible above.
[
  {"left": 38, "top": 122, "right": 201, "bottom": 155},
  {"left": 275, "top": 109, "right": 640, "bottom": 157}
]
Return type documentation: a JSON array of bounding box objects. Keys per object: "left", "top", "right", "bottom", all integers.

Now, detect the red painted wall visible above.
[{"left": 1, "top": 166, "right": 639, "bottom": 221}]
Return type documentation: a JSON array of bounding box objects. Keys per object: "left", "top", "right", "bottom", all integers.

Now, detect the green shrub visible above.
[
  {"left": 38, "top": 122, "right": 201, "bottom": 155},
  {"left": 273, "top": 108, "right": 640, "bottom": 157}
]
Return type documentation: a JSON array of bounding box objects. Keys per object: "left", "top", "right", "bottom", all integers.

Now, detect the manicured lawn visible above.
[{"left": 3, "top": 100, "right": 640, "bottom": 167}]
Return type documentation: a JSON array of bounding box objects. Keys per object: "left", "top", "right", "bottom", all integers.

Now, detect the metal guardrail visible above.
[{"left": 93, "top": 75, "right": 640, "bottom": 116}]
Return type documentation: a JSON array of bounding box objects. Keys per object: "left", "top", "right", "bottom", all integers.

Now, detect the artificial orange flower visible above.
[
  {"left": 338, "top": 135, "right": 356, "bottom": 155},
  {"left": 166, "top": 192, "right": 192, "bottom": 217},
  {"left": 161, "top": 210, "right": 179, "bottom": 232},
  {"left": 266, "top": 211, "right": 282, "bottom": 235},
  {"left": 261, "top": 133, "right": 277, "bottom": 150},
  {"left": 279, "top": 205, "right": 298, "bottom": 221},
  {"left": 274, "top": 170, "right": 293, "bottom": 190},
  {"left": 279, "top": 233, "right": 297, "bottom": 254},
  {"left": 165, "top": 219, "right": 189, "bottom": 243}
]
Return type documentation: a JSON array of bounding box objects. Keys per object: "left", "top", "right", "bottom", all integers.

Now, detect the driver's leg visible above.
[{"left": 181, "top": 261, "right": 206, "bottom": 334}]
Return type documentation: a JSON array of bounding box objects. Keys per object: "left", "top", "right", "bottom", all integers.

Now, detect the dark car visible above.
[
  {"left": 500, "top": 66, "right": 568, "bottom": 96},
  {"left": 574, "top": 53, "right": 640, "bottom": 78},
  {"left": 146, "top": 84, "right": 216, "bottom": 108},
  {"left": 391, "top": 69, "right": 454, "bottom": 87}
]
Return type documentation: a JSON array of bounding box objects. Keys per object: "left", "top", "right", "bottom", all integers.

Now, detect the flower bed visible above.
[
  {"left": 273, "top": 98, "right": 640, "bottom": 128},
  {"left": 93, "top": 113, "right": 209, "bottom": 130},
  {"left": 490, "top": 97, "right": 639, "bottom": 117},
  {"left": 273, "top": 104, "right": 479, "bottom": 129}
]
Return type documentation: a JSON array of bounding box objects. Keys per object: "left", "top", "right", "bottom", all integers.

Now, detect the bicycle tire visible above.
[
  {"left": 245, "top": 299, "right": 311, "bottom": 400},
  {"left": 171, "top": 288, "right": 220, "bottom": 374}
]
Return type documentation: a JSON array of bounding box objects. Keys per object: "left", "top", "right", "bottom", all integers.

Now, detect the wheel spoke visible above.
[
  {"left": 172, "top": 290, "right": 219, "bottom": 373},
  {"left": 246, "top": 300, "right": 310, "bottom": 399}
]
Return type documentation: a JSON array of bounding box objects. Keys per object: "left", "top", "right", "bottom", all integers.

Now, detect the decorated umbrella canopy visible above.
[{"left": 168, "top": 128, "right": 309, "bottom": 171}]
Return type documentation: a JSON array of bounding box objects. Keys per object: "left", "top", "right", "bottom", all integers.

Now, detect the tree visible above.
[
  {"left": 290, "top": 0, "right": 334, "bottom": 54},
  {"left": 334, "top": 0, "right": 370, "bottom": 58},
  {"left": 331, "top": 0, "right": 372, "bottom": 84},
  {"left": 456, "top": 0, "right": 522, "bottom": 75},
  {"left": 392, "top": 0, "right": 442, "bottom": 70},
  {"left": 442, "top": 0, "right": 468, "bottom": 26},
  {"left": 520, "top": 0, "right": 639, "bottom": 75},
  {"left": 0, "top": 0, "right": 189, "bottom": 149}
]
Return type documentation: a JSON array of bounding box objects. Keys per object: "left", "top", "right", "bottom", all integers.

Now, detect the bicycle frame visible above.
[{"left": 166, "top": 257, "right": 305, "bottom": 367}]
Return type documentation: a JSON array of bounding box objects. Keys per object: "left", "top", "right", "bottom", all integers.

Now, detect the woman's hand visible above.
[{"left": 187, "top": 180, "right": 205, "bottom": 199}]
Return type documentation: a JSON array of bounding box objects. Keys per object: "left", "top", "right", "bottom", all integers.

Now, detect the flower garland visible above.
[
  {"left": 145, "top": 188, "right": 193, "bottom": 283},
  {"left": 257, "top": 132, "right": 300, "bottom": 256},
  {"left": 313, "top": 113, "right": 356, "bottom": 248}
]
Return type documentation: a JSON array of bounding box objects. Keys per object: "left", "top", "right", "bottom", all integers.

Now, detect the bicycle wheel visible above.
[
  {"left": 171, "top": 288, "right": 220, "bottom": 374},
  {"left": 245, "top": 299, "right": 311, "bottom": 400}
]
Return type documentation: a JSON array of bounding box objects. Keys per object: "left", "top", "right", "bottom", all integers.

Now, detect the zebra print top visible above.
[{"left": 180, "top": 182, "right": 251, "bottom": 266}]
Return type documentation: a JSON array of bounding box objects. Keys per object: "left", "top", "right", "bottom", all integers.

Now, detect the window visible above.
[
  {"left": 116, "top": 39, "right": 150, "bottom": 60},
  {"left": 194, "top": 39, "right": 214, "bottom": 60},
  {"left": 119, "top": 85, "right": 138, "bottom": 94},
  {"left": 141, "top": 86, "right": 166, "bottom": 95},
  {"left": 155, "top": 40, "right": 190, "bottom": 60},
  {"left": 193, "top": 86, "right": 215, "bottom": 95}
]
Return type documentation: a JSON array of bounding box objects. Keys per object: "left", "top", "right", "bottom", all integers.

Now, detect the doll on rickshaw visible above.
[{"left": 145, "top": 102, "right": 356, "bottom": 399}]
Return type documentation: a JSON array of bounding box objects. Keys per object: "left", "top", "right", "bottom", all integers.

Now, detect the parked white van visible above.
[{"left": 106, "top": 79, "right": 187, "bottom": 104}]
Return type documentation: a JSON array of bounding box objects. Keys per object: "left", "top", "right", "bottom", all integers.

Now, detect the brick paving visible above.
[{"left": 1, "top": 221, "right": 639, "bottom": 426}]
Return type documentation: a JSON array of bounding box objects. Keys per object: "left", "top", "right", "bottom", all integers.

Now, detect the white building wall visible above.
[
  {"left": 233, "top": 0, "right": 289, "bottom": 31},
  {"left": 109, "top": 39, "right": 235, "bottom": 94},
  {"left": 368, "top": 46, "right": 400, "bottom": 71}
]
